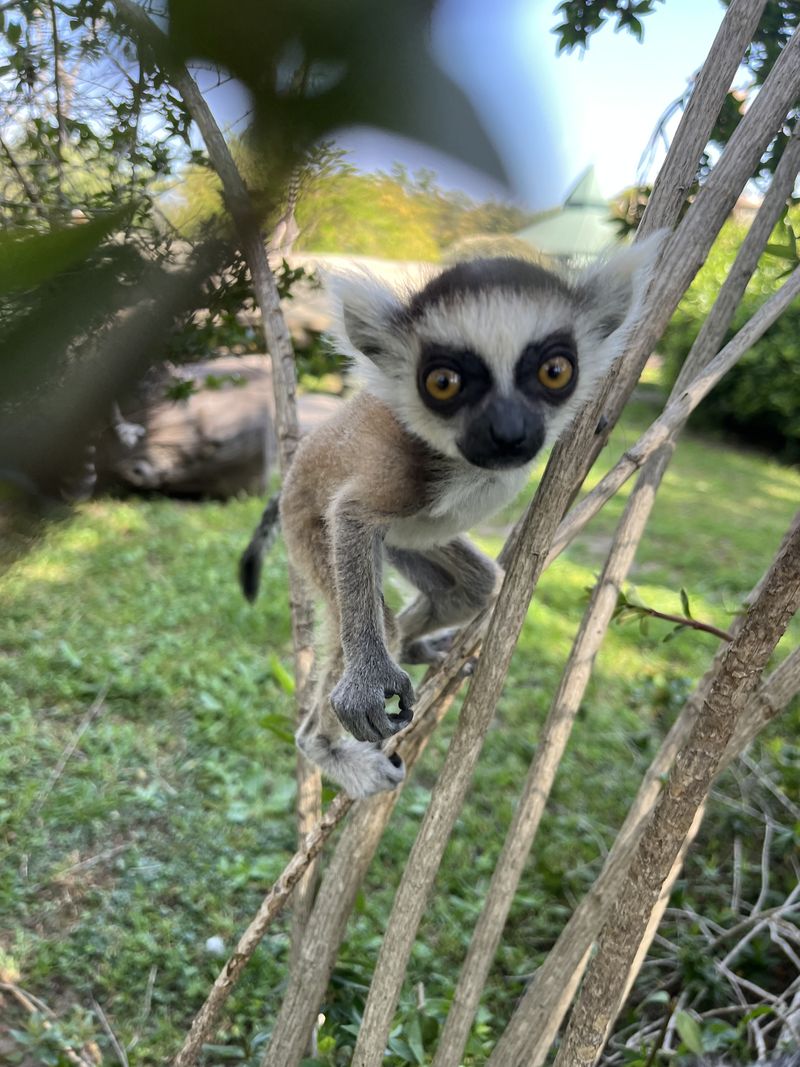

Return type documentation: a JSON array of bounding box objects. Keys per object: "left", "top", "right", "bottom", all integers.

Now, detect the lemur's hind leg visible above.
[
  {"left": 295, "top": 624, "right": 406, "bottom": 800},
  {"left": 387, "top": 536, "right": 503, "bottom": 665}
]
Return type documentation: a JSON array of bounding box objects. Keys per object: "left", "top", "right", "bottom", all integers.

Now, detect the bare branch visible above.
[
  {"left": 261, "top": 684, "right": 464, "bottom": 1065},
  {"left": 109, "top": 0, "right": 320, "bottom": 1016},
  {"left": 639, "top": 0, "right": 769, "bottom": 234},
  {"left": 554, "top": 515, "right": 800, "bottom": 1067},
  {"left": 0, "top": 132, "right": 48, "bottom": 218},
  {"left": 48, "top": 1, "right": 67, "bottom": 158},
  {"left": 172, "top": 794, "right": 352, "bottom": 1067},
  {"left": 488, "top": 511, "right": 800, "bottom": 1067},
  {"left": 549, "top": 260, "right": 800, "bottom": 565}
]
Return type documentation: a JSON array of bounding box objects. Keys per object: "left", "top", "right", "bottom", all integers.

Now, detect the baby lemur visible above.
[{"left": 241, "top": 241, "right": 662, "bottom": 798}]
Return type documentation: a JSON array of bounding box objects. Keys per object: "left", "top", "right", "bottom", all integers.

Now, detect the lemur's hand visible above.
[{"left": 330, "top": 659, "right": 414, "bottom": 743}]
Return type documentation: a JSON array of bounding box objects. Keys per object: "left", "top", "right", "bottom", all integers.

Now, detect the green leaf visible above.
[
  {"left": 0, "top": 206, "right": 132, "bottom": 293},
  {"left": 167, "top": 0, "right": 507, "bottom": 181},
  {"left": 644, "top": 990, "right": 671, "bottom": 1004},
  {"left": 675, "top": 1010, "right": 704, "bottom": 1055},
  {"left": 406, "top": 1015, "right": 426, "bottom": 1064},
  {"left": 388, "top": 1036, "right": 416, "bottom": 1061},
  {"left": 269, "top": 655, "right": 295, "bottom": 694},
  {"left": 679, "top": 587, "right": 692, "bottom": 619},
  {"left": 258, "top": 713, "right": 294, "bottom": 745},
  {"left": 765, "top": 241, "right": 799, "bottom": 263},
  {"left": 662, "top": 624, "right": 684, "bottom": 643}
]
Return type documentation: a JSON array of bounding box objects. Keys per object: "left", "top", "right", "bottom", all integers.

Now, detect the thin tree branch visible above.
[
  {"left": 487, "top": 520, "right": 800, "bottom": 1067},
  {"left": 726, "top": 644, "right": 800, "bottom": 760},
  {"left": 109, "top": 0, "right": 321, "bottom": 1007},
  {"left": 549, "top": 259, "right": 800, "bottom": 565},
  {"left": 0, "top": 983, "right": 95, "bottom": 1067},
  {"left": 589, "top": 4, "right": 800, "bottom": 476},
  {"left": 261, "top": 681, "right": 463, "bottom": 1066},
  {"left": 48, "top": 0, "right": 67, "bottom": 158},
  {"left": 639, "top": 0, "right": 769, "bottom": 235},
  {"left": 171, "top": 794, "right": 351, "bottom": 1067},
  {"left": 616, "top": 605, "right": 733, "bottom": 642},
  {"left": 554, "top": 515, "right": 800, "bottom": 1067},
  {"left": 0, "top": 132, "right": 48, "bottom": 219}
]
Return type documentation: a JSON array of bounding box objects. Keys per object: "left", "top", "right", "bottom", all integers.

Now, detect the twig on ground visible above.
[
  {"left": 51, "top": 842, "right": 133, "bottom": 883},
  {"left": 31, "top": 683, "right": 110, "bottom": 816},
  {"left": 127, "top": 965, "right": 157, "bottom": 1053},
  {"left": 0, "top": 982, "right": 96, "bottom": 1067},
  {"left": 91, "top": 997, "right": 129, "bottom": 1067}
]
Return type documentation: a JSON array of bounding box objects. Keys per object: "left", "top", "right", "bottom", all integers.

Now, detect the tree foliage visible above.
[
  {"left": 165, "top": 150, "right": 532, "bottom": 262},
  {"left": 554, "top": 0, "right": 800, "bottom": 181},
  {"left": 661, "top": 212, "right": 800, "bottom": 459}
]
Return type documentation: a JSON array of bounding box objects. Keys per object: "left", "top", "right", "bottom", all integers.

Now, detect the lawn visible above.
[{"left": 1, "top": 399, "right": 798, "bottom": 1066}]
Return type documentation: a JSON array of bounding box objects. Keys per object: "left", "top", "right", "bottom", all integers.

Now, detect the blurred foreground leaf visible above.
[
  {"left": 166, "top": 0, "right": 505, "bottom": 181},
  {"left": 0, "top": 207, "right": 132, "bottom": 293}
]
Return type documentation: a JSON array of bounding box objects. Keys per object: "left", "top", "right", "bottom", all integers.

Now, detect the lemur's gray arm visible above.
[{"left": 329, "top": 497, "right": 414, "bottom": 743}]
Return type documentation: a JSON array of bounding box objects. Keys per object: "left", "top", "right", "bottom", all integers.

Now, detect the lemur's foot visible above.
[
  {"left": 297, "top": 733, "right": 405, "bottom": 798},
  {"left": 401, "top": 628, "right": 458, "bottom": 665}
]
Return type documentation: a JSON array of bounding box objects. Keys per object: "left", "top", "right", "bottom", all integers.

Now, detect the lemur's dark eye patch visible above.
[
  {"left": 515, "top": 331, "right": 578, "bottom": 403},
  {"left": 417, "top": 343, "right": 492, "bottom": 414}
]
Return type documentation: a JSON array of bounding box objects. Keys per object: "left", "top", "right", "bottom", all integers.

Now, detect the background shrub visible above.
[{"left": 660, "top": 215, "right": 800, "bottom": 461}]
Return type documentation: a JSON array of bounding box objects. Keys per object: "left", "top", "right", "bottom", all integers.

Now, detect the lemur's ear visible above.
[
  {"left": 575, "top": 230, "right": 668, "bottom": 341},
  {"left": 326, "top": 270, "right": 406, "bottom": 367}
]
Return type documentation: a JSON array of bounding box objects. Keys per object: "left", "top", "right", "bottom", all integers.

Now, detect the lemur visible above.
[{"left": 240, "top": 240, "right": 663, "bottom": 798}]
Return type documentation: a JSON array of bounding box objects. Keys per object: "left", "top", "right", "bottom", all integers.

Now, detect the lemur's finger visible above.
[
  {"left": 397, "top": 676, "right": 415, "bottom": 718},
  {"left": 350, "top": 712, "right": 384, "bottom": 743},
  {"left": 385, "top": 708, "right": 411, "bottom": 735}
]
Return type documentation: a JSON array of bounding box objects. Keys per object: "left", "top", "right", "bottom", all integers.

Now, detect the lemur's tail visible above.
[{"left": 239, "top": 493, "right": 281, "bottom": 602}]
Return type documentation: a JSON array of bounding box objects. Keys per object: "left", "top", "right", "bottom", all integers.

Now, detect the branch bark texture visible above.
[
  {"left": 108, "top": 3, "right": 320, "bottom": 1060},
  {"left": 553, "top": 515, "right": 800, "bottom": 1067},
  {"left": 488, "top": 515, "right": 800, "bottom": 1067}
]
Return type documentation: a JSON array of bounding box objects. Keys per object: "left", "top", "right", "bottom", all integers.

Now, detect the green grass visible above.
[{"left": 1, "top": 401, "right": 798, "bottom": 1066}]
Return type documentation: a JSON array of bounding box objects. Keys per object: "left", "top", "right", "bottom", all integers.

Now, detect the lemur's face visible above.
[
  {"left": 415, "top": 330, "right": 578, "bottom": 470},
  {"left": 404, "top": 259, "right": 586, "bottom": 470},
  {"left": 330, "top": 245, "right": 664, "bottom": 468}
]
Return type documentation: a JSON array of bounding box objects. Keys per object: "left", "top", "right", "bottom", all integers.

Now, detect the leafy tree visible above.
[
  {"left": 553, "top": 0, "right": 799, "bottom": 181},
  {"left": 660, "top": 211, "right": 800, "bottom": 459}
]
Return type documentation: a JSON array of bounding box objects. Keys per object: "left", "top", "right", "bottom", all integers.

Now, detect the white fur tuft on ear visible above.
[
  {"left": 576, "top": 229, "right": 669, "bottom": 344},
  {"left": 324, "top": 269, "right": 407, "bottom": 370}
]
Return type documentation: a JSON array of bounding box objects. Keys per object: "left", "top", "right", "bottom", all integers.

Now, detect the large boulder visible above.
[{"left": 96, "top": 355, "right": 341, "bottom": 499}]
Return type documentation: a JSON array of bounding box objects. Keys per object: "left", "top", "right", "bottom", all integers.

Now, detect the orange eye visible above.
[
  {"left": 537, "top": 355, "right": 574, "bottom": 391},
  {"left": 425, "top": 367, "right": 462, "bottom": 401}
]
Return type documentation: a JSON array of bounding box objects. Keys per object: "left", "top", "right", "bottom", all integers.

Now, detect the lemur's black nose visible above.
[{"left": 489, "top": 409, "right": 527, "bottom": 448}]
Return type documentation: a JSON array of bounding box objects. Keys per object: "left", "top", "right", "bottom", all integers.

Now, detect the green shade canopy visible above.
[{"left": 515, "top": 166, "right": 621, "bottom": 259}]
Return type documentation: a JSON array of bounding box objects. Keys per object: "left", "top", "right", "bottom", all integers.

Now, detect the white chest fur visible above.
[{"left": 385, "top": 463, "right": 532, "bottom": 549}]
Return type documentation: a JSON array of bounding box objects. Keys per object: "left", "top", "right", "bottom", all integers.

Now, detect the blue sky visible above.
[{"left": 338, "top": 0, "right": 730, "bottom": 210}]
